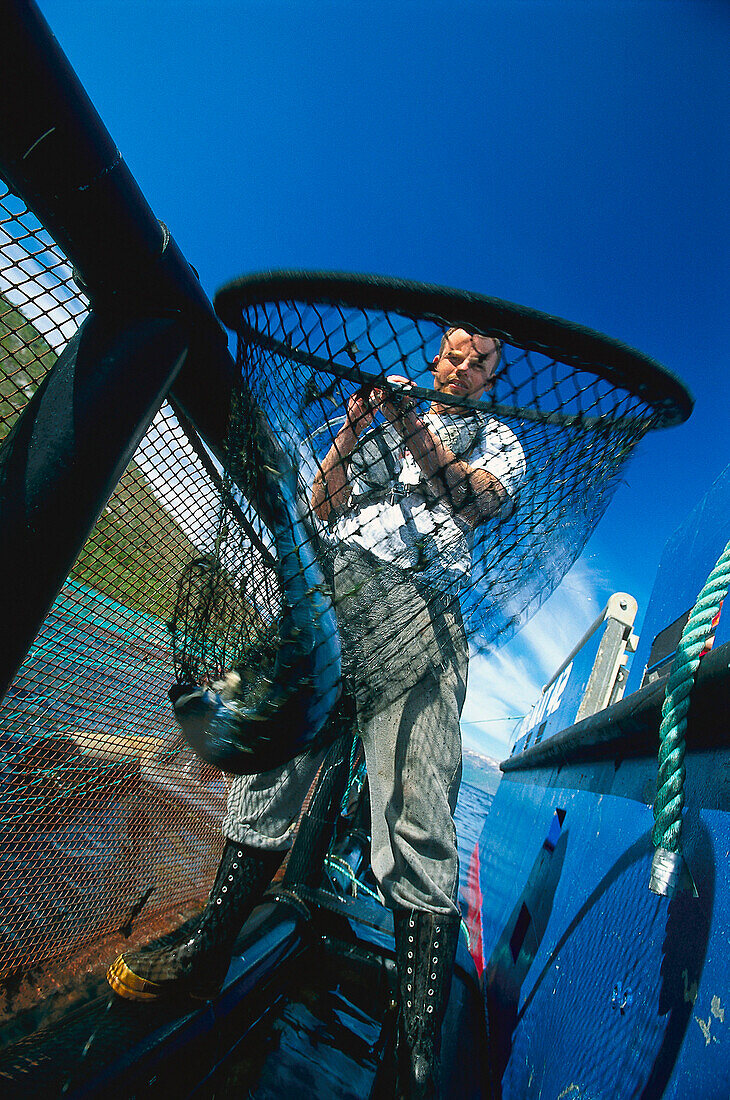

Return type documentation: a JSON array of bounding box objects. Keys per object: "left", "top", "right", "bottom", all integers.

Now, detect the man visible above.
[
  {"left": 108, "top": 328, "right": 525, "bottom": 1096},
  {"left": 309, "top": 328, "right": 524, "bottom": 1094}
]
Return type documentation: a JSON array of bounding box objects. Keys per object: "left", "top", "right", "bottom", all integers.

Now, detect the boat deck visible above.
[{"left": 0, "top": 890, "right": 488, "bottom": 1098}]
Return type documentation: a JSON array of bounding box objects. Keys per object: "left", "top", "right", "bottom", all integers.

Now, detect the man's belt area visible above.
[{"left": 331, "top": 540, "right": 466, "bottom": 625}]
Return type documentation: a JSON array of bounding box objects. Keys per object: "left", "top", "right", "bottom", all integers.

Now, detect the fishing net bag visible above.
[{"left": 169, "top": 270, "right": 691, "bottom": 774}]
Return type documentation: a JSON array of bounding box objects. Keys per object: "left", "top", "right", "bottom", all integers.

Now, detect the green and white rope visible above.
[
  {"left": 324, "top": 853, "right": 381, "bottom": 902},
  {"left": 652, "top": 538, "right": 730, "bottom": 853}
]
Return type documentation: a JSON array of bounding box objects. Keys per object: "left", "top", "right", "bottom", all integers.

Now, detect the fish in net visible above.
[{"left": 169, "top": 271, "right": 690, "bottom": 774}]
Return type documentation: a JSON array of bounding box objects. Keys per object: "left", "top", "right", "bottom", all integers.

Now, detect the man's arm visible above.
[
  {"left": 311, "top": 389, "right": 374, "bottom": 523},
  {"left": 373, "top": 384, "right": 508, "bottom": 528},
  {"left": 404, "top": 414, "right": 508, "bottom": 527}
]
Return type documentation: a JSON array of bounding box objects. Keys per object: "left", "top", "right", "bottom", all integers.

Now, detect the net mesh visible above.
[
  {"left": 0, "top": 179, "right": 680, "bottom": 1031},
  {"left": 0, "top": 182, "right": 87, "bottom": 442},
  {"left": 168, "top": 396, "right": 284, "bottom": 696},
  {"left": 0, "top": 184, "right": 244, "bottom": 1020},
  {"left": 163, "top": 278, "right": 675, "bottom": 775},
  {"left": 179, "top": 287, "right": 663, "bottom": 736}
]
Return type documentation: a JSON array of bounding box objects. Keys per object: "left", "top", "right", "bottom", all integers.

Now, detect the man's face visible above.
[{"left": 431, "top": 329, "right": 499, "bottom": 405}]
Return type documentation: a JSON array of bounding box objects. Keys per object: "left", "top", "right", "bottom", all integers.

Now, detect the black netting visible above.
[
  {"left": 231, "top": 294, "right": 658, "bottom": 648},
  {"left": 0, "top": 391, "right": 261, "bottom": 985},
  {"left": 0, "top": 182, "right": 88, "bottom": 443},
  {"left": 0, "top": 182, "right": 235, "bottom": 1019},
  {"left": 172, "top": 281, "right": 670, "bottom": 706},
  {"left": 168, "top": 397, "right": 282, "bottom": 692},
  {"left": 165, "top": 273, "right": 685, "bottom": 773}
]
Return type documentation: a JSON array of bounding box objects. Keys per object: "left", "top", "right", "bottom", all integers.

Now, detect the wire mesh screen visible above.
[
  {"left": 0, "top": 402, "right": 260, "bottom": 990},
  {"left": 212, "top": 281, "right": 668, "bottom": 659},
  {"left": 0, "top": 184, "right": 254, "bottom": 1015},
  {"left": 168, "top": 406, "right": 283, "bottom": 695},
  {"left": 0, "top": 181, "right": 88, "bottom": 442},
  {"left": 0, "top": 412, "right": 240, "bottom": 986}
]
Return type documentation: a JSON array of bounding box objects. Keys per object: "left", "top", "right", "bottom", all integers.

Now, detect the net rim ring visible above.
[{"left": 213, "top": 268, "right": 692, "bottom": 430}]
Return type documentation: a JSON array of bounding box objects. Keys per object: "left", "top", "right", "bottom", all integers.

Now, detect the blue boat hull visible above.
[{"left": 475, "top": 739, "right": 729, "bottom": 1098}]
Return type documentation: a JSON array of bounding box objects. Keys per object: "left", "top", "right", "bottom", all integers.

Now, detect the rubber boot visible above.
[
  {"left": 393, "top": 908, "right": 461, "bottom": 1099},
  {"left": 107, "top": 841, "right": 282, "bottom": 1001}
]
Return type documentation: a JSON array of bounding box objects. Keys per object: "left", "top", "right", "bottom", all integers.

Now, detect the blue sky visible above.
[{"left": 41, "top": 0, "right": 730, "bottom": 758}]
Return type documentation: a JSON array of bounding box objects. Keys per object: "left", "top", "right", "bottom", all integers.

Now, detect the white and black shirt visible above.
[{"left": 331, "top": 409, "right": 526, "bottom": 589}]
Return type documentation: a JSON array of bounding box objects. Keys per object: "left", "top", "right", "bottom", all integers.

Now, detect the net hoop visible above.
[{"left": 215, "top": 269, "right": 693, "bottom": 429}]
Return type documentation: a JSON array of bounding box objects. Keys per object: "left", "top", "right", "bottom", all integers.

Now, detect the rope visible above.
[
  {"left": 652, "top": 539, "right": 730, "bottom": 852},
  {"left": 339, "top": 738, "right": 365, "bottom": 815}
]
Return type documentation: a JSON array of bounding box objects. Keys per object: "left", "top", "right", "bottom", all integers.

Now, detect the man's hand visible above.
[
  {"left": 369, "top": 375, "right": 420, "bottom": 429},
  {"left": 311, "top": 384, "right": 376, "bottom": 523},
  {"left": 371, "top": 376, "right": 508, "bottom": 528},
  {"left": 345, "top": 386, "right": 377, "bottom": 436}
]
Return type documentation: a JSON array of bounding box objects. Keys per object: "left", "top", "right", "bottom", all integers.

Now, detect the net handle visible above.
[{"left": 215, "top": 269, "right": 693, "bottom": 429}]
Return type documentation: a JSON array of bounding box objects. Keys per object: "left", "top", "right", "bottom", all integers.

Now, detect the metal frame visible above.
[
  {"left": 513, "top": 592, "right": 638, "bottom": 758},
  {"left": 215, "top": 269, "right": 694, "bottom": 427},
  {"left": 0, "top": 0, "right": 238, "bottom": 699},
  {"left": 573, "top": 592, "right": 638, "bottom": 722},
  {"left": 503, "top": 637, "right": 730, "bottom": 774}
]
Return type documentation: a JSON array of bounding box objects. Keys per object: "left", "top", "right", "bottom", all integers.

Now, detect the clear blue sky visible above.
[{"left": 41, "top": 0, "right": 730, "bottom": 758}]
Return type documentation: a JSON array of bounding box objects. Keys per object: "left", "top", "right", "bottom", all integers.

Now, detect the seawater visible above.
[{"left": 454, "top": 780, "right": 494, "bottom": 908}]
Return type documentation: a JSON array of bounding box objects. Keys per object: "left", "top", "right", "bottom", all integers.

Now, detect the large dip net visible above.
[
  {"left": 167, "top": 270, "right": 689, "bottom": 774},
  {"left": 214, "top": 273, "right": 688, "bottom": 646}
]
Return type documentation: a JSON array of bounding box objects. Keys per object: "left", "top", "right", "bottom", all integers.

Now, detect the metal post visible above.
[{"left": 0, "top": 0, "right": 220, "bottom": 331}]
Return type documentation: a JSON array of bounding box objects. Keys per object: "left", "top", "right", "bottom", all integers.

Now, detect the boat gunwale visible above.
[{"left": 501, "top": 639, "right": 730, "bottom": 774}]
